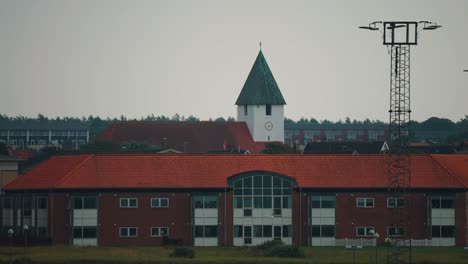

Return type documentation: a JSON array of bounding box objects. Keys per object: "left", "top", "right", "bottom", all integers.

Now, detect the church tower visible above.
[{"left": 236, "top": 49, "right": 286, "bottom": 143}]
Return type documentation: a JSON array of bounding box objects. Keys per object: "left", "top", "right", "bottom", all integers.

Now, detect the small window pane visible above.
[
  {"left": 273, "top": 188, "right": 282, "bottom": 195},
  {"left": 234, "top": 225, "right": 243, "bottom": 237},
  {"left": 129, "top": 228, "right": 137, "bottom": 237},
  {"left": 441, "top": 226, "right": 454, "bottom": 237},
  {"left": 254, "top": 225, "right": 263, "bottom": 237},
  {"left": 160, "top": 198, "right": 169, "bottom": 207},
  {"left": 283, "top": 188, "right": 291, "bottom": 195},
  {"left": 283, "top": 225, "right": 292, "bottom": 237},
  {"left": 274, "top": 197, "right": 281, "bottom": 208},
  {"left": 431, "top": 198, "right": 440, "bottom": 208},
  {"left": 253, "top": 176, "right": 262, "bottom": 188},
  {"left": 322, "top": 226, "right": 335, "bottom": 237},
  {"left": 254, "top": 197, "right": 262, "bottom": 208},
  {"left": 263, "top": 188, "right": 271, "bottom": 195},
  {"left": 120, "top": 228, "right": 128, "bottom": 237},
  {"left": 243, "top": 178, "right": 252, "bottom": 188},
  {"left": 73, "top": 227, "right": 83, "bottom": 238},
  {"left": 151, "top": 228, "right": 160, "bottom": 237},
  {"left": 84, "top": 197, "right": 97, "bottom": 209},
  {"left": 153, "top": 199, "right": 161, "bottom": 208},
  {"left": 195, "top": 226, "right": 204, "bottom": 237},
  {"left": 441, "top": 199, "right": 454, "bottom": 209},
  {"left": 234, "top": 197, "right": 243, "bottom": 209},
  {"left": 263, "top": 225, "right": 272, "bottom": 237},
  {"left": 204, "top": 226, "right": 218, "bottom": 237},
  {"left": 282, "top": 197, "right": 291, "bottom": 208},
  {"left": 129, "top": 199, "right": 137, "bottom": 208},
  {"left": 160, "top": 227, "right": 168, "bottom": 236},
  {"left": 120, "top": 199, "right": 128, "bottom": 208},
  {"left": 253, "top": 188, "right": 262, "bottom": 195},
  {"left": 244, "top": 197, "right": 252, "bottom": 208},
  {"left": 234, "top": 180, "right": 243, "bottom": 189},
  {"left": 74, "top": 198, "right": 83, "bottom": 209},
  {"left": 273, "top": 177, "right": 282, "bottom": 188},
  {"left": 83, "top": 227, "right": 97, "bottom": 238},
  {"left": 244, "top": 208, "right": 252, "bottom": 216},
  {"left": 311, "top": 196, "right": 321, "bottom": 208},
  {"left": 204, "top": 197, "right": 217, "bottom": 208},
  {"left": 432, "top": 226, "right": 441, "bottom": 238},
  {"left": 263, "top": 176, "right": 272, "bottom": 188},
  {"left": 37, "top": 198, "right": 48, "bottom": 209},
  {"left": 283, "top": 179, "right": 291, "bottom": 188},
  {"left": 263, "top": 197, "right": 272, "bottom": 208},
  {"left": 274, "top": 226, "right": 281, "bottom": 238},
  {"left": 357, "top": 227, "right": 365, "bottom": 236},
  {"left": 322, "top": 196, "right": 336, "bottom": 208},
  {"left": 312, "top": 226, "right": 321, "bottom": 237}
]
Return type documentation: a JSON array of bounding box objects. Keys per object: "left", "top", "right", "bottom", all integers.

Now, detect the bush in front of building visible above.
[
  {"left": 254, "top": 239, "right": 285, "bottom": 252},
  {"left": 169, "top": 246, "right": 195, "bottom": 258},
  {"left": 264, "top": 244, "right": 305, "bottom": 258}
]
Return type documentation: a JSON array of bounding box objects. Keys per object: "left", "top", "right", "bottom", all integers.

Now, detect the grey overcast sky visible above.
[{"left": 1, "top": 0, "right": 467, "bottom": 122}]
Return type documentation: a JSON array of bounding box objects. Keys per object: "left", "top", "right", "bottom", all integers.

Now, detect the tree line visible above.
[{"left": 1, "top": 114, "right": 467, "bottom": 143}]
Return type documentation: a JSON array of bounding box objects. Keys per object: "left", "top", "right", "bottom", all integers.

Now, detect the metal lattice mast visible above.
[
  {"left": 359, "top": 21, "right": 441, "bottom": 264},
  {"left": 387, "top": 44, "right": 412, "bottom": 264}
]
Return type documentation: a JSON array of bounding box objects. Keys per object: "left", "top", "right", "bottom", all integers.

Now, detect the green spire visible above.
[{"left": 235, "top": 50, "right": 286, "bottom": 105}]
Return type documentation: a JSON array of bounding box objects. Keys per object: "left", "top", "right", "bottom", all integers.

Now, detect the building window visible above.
[
  {"left": 120, "top": 227, "right": 138, "bottom": 238},
  {"left": 244, "top": 105, "right": 248, "bottom": 116},
  {"left": 194, "top": 225, "right": 218, "bottom": 238},
  {"left": 311, "top": 195, "right": 336, "bottom": 208},
  {"left": 234, "top": 225, "right": 243, "bottom": 237},
  {"left": 151, "top": 227, "right": 169, "bottom": 237},
  {"left": 387, "top": 227, "right": 405, "bottom": 237},
  {"left": 356, "top": 226, "right": 375, "bottom": 237},
  {"left": 430, "top": 196, "right": 455, "bottom": 209},
  {"left": 193, "top": 196, "right": 218, "bottom": 209},
  {"left": 431, "top": 225, "right": 455, "bottom": 238},
  {"left": 37, "top": 197, "right": 48, "bottom": 209},
  {"left": 151, "top": 198, "right": 169, "bottom": 208},
  {"left": 356, "top": 198, "right": 374, "bottom": 208},
  {"left": 311, "top": 225, "right": 335, "bottom": 237},
  {"left": 387, "top": 198, "right": 405, "bottom": 208},
  {"left": 74, "top": 226, "right": 97, "bottom": 239},
  {"left": 266, "top": 104, "right": 272, "bottom": 116},
  {"left": 73, "top": 196, "right": 97, "bottom": 209},
  {"left": 120, "top": 198, "right": 138, "bottom": 208}
]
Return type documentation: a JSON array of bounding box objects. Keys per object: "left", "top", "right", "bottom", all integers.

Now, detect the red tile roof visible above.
[
  {"left": 4, "top": 154, "right": 467, "bottom": 190},
  {"left": 431, "top": 155, "right": 468, "bottom": 186},
  {"left": 96, "top": 121, "right": 265, "bottom": 153}
]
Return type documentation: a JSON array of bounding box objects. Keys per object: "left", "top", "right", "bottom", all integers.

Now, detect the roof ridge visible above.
[
  {"left": 53, "top": 154, "right": 95, "bottom": 188},
  {"left": 430, "top": 155, "right": 467, "bottom": 188}
]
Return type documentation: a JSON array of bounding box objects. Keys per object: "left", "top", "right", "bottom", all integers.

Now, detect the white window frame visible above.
[
  {"left": 120, "top": 198, "right": 138, "bottom": 208},
  {"left": 119, "top": 227, "right": 138, "bottom": 238},
  {"left": 387, "top": 226, "right": 405, "bottom": 237},
  {"left": 356, "top": 226, "right": 375, "bottom": 237},
  {"left": 150, "top": 227, "right": 169, "bottom": 237},
  {"left": 356, "top": 197, "right": 374, "bottom": 208},
  {"left": 151, "top": 198, "right": 169, "bottom": 208},
  {"left": 387, "top": 197, "right": 405, "bottom": 208}
]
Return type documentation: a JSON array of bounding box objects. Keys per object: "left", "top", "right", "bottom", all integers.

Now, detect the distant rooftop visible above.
[{"left": 0, "top": 120, "right": 87, "bottom": 130}]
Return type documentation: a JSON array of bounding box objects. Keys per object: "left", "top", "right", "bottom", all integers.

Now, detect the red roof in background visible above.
[
  {"left": 4, "top": 154, "right": 467, "bottom": 190},
  {"left": 96, "top": 121, "right": 265, "bottom": 153},
  {"left": 10, "top": 149, "right": 34, "bottom": 160}
]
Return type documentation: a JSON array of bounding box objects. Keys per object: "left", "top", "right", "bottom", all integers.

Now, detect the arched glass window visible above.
[{"left": 232, "top": 174, "right": 292, "bottom": 212}]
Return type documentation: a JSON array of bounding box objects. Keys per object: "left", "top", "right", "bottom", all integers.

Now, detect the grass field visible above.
[{"left": 0, "top": 246, "right": 466, "bottom": 264}]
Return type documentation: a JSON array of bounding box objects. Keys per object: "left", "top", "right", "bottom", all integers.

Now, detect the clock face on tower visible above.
[{"left": 265, "top": 121, "right": 273, "bottom": 131}]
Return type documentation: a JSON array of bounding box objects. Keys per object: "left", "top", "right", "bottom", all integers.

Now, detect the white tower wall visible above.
[{"left": 237, "top": 105, "right": 284, "bottom": 143}]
